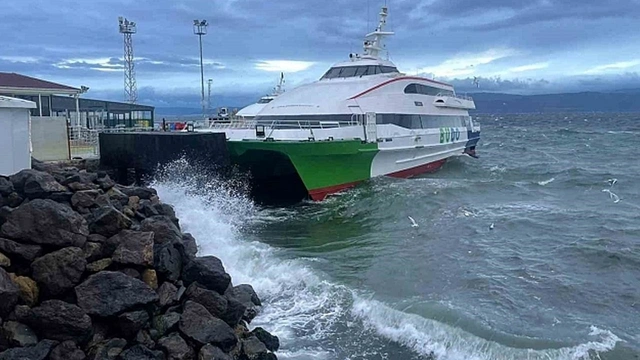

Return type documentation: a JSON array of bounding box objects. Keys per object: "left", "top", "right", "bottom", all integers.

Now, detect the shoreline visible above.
[{"left": 0, "top": 159, "right": 279, "bottom": 359}]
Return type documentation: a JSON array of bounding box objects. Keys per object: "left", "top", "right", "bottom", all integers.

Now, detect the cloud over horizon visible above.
[{"left": 2, "top": 0, "right": 640, "bottom": 107}]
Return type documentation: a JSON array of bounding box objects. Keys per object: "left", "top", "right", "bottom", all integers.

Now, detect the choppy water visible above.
[{"left": 151, "top": 113, "right": 640, "bottom": 360}]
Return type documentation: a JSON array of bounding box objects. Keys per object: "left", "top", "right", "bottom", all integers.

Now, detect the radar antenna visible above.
[{"left": 362, "top": 6, "right": 394, "bottom": 59}]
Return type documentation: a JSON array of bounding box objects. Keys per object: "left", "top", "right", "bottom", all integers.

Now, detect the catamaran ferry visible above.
[{"left": 201, "top": 6, "right": 480, "bottom": 201}]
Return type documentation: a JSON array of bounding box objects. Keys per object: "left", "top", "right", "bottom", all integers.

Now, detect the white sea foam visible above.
[
  {"left": 538, "top": 177, "right": 555, "bottom": 186},
  {"left": 150, "top": 160, "right": 621, "bottom": 360}
]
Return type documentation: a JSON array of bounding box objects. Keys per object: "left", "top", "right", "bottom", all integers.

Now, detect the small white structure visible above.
[{"left": 0, "top": 96, "right": 36, "bottom": 176}]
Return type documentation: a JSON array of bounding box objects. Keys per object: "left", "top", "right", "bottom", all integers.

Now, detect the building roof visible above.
[
  {"left": 0, "top": 72, "right": 80, "bottom": 94},
  {"left": 0, "top": 95, "right": 37, "bottom": 109}
]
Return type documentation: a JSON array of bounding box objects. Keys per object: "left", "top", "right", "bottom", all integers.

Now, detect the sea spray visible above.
[{"left": 150, "top": 159, "right": 621, "bottom": 360}]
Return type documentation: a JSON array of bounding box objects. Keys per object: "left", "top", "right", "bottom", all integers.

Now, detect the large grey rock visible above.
[
  {"left": 4, "top": 193, "right": 23, "bottom": 208},
  {"left": 157, "top": 282, "right": 179, "bottom": 308},
  {"left": 179, "top": 301, "right": 237, "bottom": 351},
  {"left": 88, "top": 206, "right": 132, "bottom": 238},
  {"left": 119, "top": 345, "right": 163, "bottom": 360},
  {"left": 0, "top": 207, "right": 11, "bottom": 227},
  {"left": 62, "top": 172, "right": 98, "bottom": 187},
  {"left": 141, "top": 216, "right": 182, "bottom": 246},
  {"left": 0, "top": 339, "right": 57, "bottom": 360},
  {"left": 71, "top": 190, "right": 101, "bottom": 209},
  {"left": 0, "top": 253, "right": 9, "bottom": 268},
  {"left": 220, "top": 297, "right": 246, "bottom": 328},
  {"left": 112, "top": 231, "right": 154, "bottom": 267},
  {"left": 251, "top": 328, "right": 280, "bottom": 352},
  {"left": 154, "top": 244, "right": 182, "bottom": 282},
  {"left": 49, "top": 340, "right": 86, "bottom": 360},
  {"left": 67, "top": 182, "right": 99, "bottom": 192},
  {"left": 120, "top": 187, "right": 157, "bottom": 200},
  {"left": 83, "top": 241, "right": 106, "bottom": 262},
  {"left": 185, "top": 283, "right": 227, "bottom": 319},
  {"left": 227, "top": 284, "right": 261, "bottom": 323},
  {"left": 96, "top": 175, "right": 115, "bottom": 191},
  {"left": 1, "top": 321, "right": 38, "bottom": 347},
  {"left": 19, "top": 300, "right": 92, "bottom": 343},
  {"left": 31, "top": 247, "right": 86, "bottom": 296},
  {"left": 0, "top": 268, "right": 18, "bottom": 317},
  {"left": 87, "top": 338, "right": 126, "bottom": 360},
  {"left": 118, "top": 311, "right": 150, "bottom": 339},
  {"left": 0, "top": 179, "right": 13, "bottom": 197},
  {"left": 198, "top": 345, "right": 231, "bottom": 360},
  {"left": 48, "top": 192, "right": 74, "bottom": 205},
  {"left": 0, "top": 199, "right": 88, "bottom": 248},
  {"left": 152, "top": 312, "right": 180, "bottom": 338},
  {"left": 227, "top": 284, "right": 262, "bottom": 307},
  {"left": 106, "top": 188, "right": 129, "bottom": 206},
  {"left": 9, "top": 170, "right": 67, "bottom": 199},
  {"left": 135, "top": 330, "right": 155, "bottom": 350},
  {"left": 177, "top": 233, "right": 198, "bottom": 261},
  {"left": 158, "top": 333, "right": 194, "bottom": 360},
  {"left": 86, "top": 258, "right": 112, "bottom": 273},
  {"left": 8, "top": 274, "right": 39, "bottom": 307},
  {"left": 75, "top": 271, "right": 158, "bottom": 317},
  {"left": 0, "top": 237, "right": 43, "bottom": 262},
  {"left": 241, "top": 336, "right": 274, "bottom": 360},
  {"left": 182, "top": 257, "right": 231, "bottom": 294}
]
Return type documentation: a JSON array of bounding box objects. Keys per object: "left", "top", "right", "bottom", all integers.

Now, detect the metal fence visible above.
[{"left": 68, "top": 125, "right": 154, "bottom": 159}]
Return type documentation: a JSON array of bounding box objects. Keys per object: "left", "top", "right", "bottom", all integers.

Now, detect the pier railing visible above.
[
  {"left": 68, "top": 126, "right": 154, "bottom": 159},
  {"left": 208, "top": 115, "right": 363, "bottom": 131}
]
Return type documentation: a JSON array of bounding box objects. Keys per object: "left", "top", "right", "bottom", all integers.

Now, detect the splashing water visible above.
[{"left": 149, "top": 159, "right": 622, "bottom": 360}]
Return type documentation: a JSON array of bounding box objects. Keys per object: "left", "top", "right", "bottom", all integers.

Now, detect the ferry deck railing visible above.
[
  {"left": 436, "top": 92, "right": 474, "bottom": 101},
  {"left": 208, "top": 115, "right": 363, "bottom": 132}
]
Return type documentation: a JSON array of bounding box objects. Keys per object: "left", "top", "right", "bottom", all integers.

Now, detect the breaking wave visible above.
[{"left": 148, "top": 159, "right": 621, "bottom": 360}]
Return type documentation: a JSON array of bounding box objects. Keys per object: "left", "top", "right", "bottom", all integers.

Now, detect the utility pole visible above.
[
  {"left": 193, "top": 20, "right": 208, "bottom": 121},
  {"left": 207, "top": 78, "right": 213, "bottom": 116},
  {"left": 118, "top": 17, "right": 138, "bottom": 104}
]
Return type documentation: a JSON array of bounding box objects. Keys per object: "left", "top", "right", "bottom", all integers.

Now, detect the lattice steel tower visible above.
[{"left": 118, "top": 17, "right": 138, "bottom": 104}]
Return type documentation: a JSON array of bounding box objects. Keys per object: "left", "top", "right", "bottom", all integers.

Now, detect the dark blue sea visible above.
[{"left": 153, "top": 112, "right": 640, "bottom": 359}]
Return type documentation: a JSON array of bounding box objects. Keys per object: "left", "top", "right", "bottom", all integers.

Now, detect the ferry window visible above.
[
  {"left": 258, "top": 98, "right": 272, "bottom": 104},
  {"left": 340, "top": 67, "right": 358, "bottom": 77},
  {"left": 404, "top": 83, "right": 454, "bottom": 96},
  {"left": 355, "top": 66, "right": 368, "bottom": 77},
  {"left": 411, "top": 115, "right": 422, "bottom": 129},
  {"left": 404, "top": 84, "right": 417, "bottom": 94},
  {"left": 321, "top": 65, "right": 399, "bottom": 79},
  {"left": 321, "top": 67, "right": 341, "bottom": 79},
  {"left": 414, "top": 101, "right": 423, "bottom": 106},
  {"left": 381, "top": 66, "right": 398, "bottom": 73}
]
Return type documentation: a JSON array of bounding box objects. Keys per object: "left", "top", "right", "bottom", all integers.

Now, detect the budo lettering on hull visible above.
[{"left": 440, "top": 127, "right": 461, "bottom": 143}]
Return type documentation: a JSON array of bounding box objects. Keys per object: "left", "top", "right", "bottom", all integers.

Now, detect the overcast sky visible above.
[{"left": 2, "top": 0, "right": 640, "bottom": 107}]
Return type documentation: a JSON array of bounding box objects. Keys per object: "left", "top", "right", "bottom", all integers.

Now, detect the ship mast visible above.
[
  {"left": 273, "top": 72, "right": 285, "bottom": 96},
  {"left": 362, "top": 6, "right": 394, "bottom": 59}
]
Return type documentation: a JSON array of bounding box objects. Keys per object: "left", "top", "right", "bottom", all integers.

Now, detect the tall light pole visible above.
[
  {"left": 193, "top": 20, "right": 208, "bottom": 120},
  {"left": 118, "top": 17, "right": 138, "bottom": 104}
]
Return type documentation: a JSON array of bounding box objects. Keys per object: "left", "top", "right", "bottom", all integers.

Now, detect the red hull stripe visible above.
[
  {"left": 308, "top": 181, "right": 362, "bottom": 201},
  {"left": 308, "top": 159, "right": 448, "bottom": 200},
  {"left": 387, "top": 159, "right": 447, "bottom": 179},
  {"left": 349, "top": 76, "right": 453, "bottom": 99}
]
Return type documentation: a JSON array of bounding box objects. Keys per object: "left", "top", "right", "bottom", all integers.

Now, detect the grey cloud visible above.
[{"left": 2, "top": 0, "right": 640, "bottom": 107}]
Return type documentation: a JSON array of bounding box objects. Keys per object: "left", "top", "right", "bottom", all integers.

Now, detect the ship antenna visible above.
[{"left": 363, "top": 5, "right": 394, "bottom": 59}]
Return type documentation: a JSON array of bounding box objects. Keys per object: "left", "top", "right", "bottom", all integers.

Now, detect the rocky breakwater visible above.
[{"left": 0, "top": 166, "right": 279, "bottom": 360}]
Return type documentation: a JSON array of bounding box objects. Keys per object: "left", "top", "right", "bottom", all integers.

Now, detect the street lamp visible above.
[{"left": 193, "top": 19, "right": 208, "bottom": 121}]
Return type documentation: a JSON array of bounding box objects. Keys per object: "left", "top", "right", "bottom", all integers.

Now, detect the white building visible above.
[{"left": 0, "top": 95, "right": 36, "bottom": 176}]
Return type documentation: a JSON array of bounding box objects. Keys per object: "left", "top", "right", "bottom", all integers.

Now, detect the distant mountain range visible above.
[
  {"left": 155, "top": 89, "right": 640, "bottom": 117},
  {"left": 469, "top": 89, "right": 640, "bottom": 113}
]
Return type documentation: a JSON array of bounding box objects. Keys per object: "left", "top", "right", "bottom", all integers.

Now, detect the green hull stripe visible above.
[{"left": 227, "top": 140, "right": 378, "bottom": 191}]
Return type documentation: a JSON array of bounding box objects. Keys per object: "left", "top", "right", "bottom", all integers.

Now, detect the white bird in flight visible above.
[{"left": 408, "top": 216, "right": 419, "bottom": 228}]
